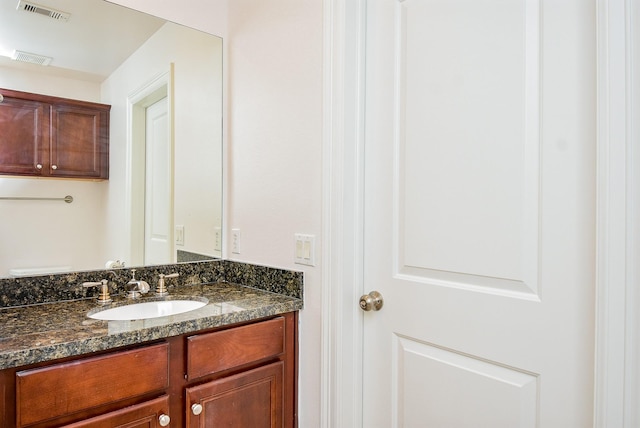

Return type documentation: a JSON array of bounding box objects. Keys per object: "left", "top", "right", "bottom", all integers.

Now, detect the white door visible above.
[
  {"left": 144, "top": 96, "right": 173, "bottom": 265},
  {"left": 362, "top": 0, "right": 595, "bottom": 426}
]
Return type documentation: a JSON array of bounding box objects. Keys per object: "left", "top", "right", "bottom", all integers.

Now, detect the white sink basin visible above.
[{"left": 88, "top": 299, "right": 208, "bottom": 321}]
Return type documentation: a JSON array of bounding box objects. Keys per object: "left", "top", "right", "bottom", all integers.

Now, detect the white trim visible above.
[
  {"left": 321, "top": 0, "right": 367, "bottom": 426},
  {"left": 595, "top": 0, "right": 638, "bottom": 426},
  {"left": 124, "top": 67, "right": 174, "bottom": 266},
  {"left": 221, "top": 36, "right": 229, "bottom": 259}
]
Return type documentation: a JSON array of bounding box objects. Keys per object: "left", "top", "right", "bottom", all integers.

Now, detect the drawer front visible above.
[
  {"left": 187, "top": 317, "right": 285, "bottom": 379},
  {"left": 16, "top": 343, "right": 169, "bottom": 427}
]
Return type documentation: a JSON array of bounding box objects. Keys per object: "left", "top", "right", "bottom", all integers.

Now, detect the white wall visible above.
[
  {"left": 70, "top": 0, "right": 323, "bottom": 424},
  {"left": 225, "top": 1, "right": 323, "bottom": 425},
  {"left": 0, "top": 67, "right": 109, "bottom": 276}
]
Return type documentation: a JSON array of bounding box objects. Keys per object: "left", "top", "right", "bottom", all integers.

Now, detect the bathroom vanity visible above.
[{"left": 0, "top": 261, "right": 303, "bottom": 427}]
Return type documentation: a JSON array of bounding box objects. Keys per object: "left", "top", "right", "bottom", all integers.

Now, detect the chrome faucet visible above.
[{"left": 126, "top": 269, "right": 150, "bottom": 299}]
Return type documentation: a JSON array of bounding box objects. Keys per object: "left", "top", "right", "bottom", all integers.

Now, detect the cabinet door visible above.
[
  {"left": 51, "top": 104, "right": 109, "bottom": 179},
  {"left": 62, "top": 395, "right": 171, "bottom": 428},
  {"left": 0, "top": 95, "right": 47, "bottom": 176},
  {"left": 186, "top": 361, "right": 284, "bottom": 428}
]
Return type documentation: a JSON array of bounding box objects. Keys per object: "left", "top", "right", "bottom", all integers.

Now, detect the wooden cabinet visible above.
[
  {"left": 185, "top": 317, "right": 287, "bottom": 427},
  {"left": 0, "top": 88, "right": 110, "bottom": 179},
  {"left": 15, "top": 343, "right": 169, "bottom": 427},
  {"left": 62, "top": 396, "right": 171, "bottom": 428},
  {"left": 0, "top": 313, "right": 298, "bottom": 428},
  {"left": 186, "top": 316, "right": 285, "bottom": 379},
  {"left": 186, "top": 362, "right": 284, "bottom": 427}
]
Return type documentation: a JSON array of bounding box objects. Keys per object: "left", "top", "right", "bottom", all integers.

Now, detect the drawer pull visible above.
[
  {"left": 159, "top": 413, "right": 171, "bottom": 426},
  {"left": 192, "top": 403, "right": 203, "bottom": 415}
]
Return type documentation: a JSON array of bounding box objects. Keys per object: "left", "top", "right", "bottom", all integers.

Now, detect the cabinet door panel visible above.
[
  {"left": 62, "top": 395, "right": 170, "bottom": 428},
  {"left": 51, "top": 104, "right": 109, "bottom": 178},
  {"left": 186, "top": 361, "right": 284, "bottom": 428},
  {"left": 0, "top": 96, "right": 47, "bottom": 175}
]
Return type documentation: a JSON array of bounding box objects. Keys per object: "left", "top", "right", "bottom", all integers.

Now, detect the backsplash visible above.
[{"left": 0, "top": 260, "right": 303, "bottom": 308}]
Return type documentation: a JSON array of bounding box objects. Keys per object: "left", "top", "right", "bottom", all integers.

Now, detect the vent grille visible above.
[
  {"left": 12, "top": 50, "right": 52, "bottom": 66},
  {"left": 16, "top": 0, "right": 70, "bottom": 21}
]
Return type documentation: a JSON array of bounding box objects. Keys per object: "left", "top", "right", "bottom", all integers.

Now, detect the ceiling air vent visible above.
[
  {"left": 16, "top": 0, "right": 70, "bottom": 22},
  {"left": 11, "top": 50, "right": 52, "bottom": 66}
]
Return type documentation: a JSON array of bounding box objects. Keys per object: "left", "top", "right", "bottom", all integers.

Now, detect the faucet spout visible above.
[{"left": 126, "top": 269, "right": 150, "bottom": 299}]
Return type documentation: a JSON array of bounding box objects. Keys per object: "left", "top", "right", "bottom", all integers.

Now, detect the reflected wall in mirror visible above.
[{"left": 0, "top": 0, "right": 223, "bottom": 278}]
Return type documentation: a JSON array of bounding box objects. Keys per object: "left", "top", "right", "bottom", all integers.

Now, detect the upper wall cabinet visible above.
[{"left": 0, "top": 88, "right": 110, "bottom": 180}]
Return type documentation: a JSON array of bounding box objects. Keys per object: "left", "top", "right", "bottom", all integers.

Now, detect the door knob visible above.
[
  {"left": 359, "top": 291, "right": 383, "bottom": 311},
  {"left": 192, "top": 403, "right": 203, "bottom": 415}
]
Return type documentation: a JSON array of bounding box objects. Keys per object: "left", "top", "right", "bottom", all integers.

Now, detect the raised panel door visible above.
[
  {"left": 186, "top": 361, "right": 284, "bottom": 428},
  {"left": 62, "top": 396, "right": 171, "bottom": 428},
  {"left": 362, "top": 0, "right": 596, "bottom": 426},
  {"left": 0, "top": 94, "right": 47, "bottom": 176},
  {"left": 51, "top": 103, "right": 109, "bottom": 179}
]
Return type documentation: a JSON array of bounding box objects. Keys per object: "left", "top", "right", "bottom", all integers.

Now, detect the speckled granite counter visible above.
[{"left": 0, "top": 260, "right": 303, "bottom": 370}]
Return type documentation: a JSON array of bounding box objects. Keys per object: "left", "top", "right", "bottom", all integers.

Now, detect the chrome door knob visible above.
[
  {"left": 192, "top": 403, "right": 203, "bottom": 415},
  {"left": 359, "top": 291, "right": 383, "bottom": 311},
  {"left": 35, "top": 164, "right": 43, "bottom": 170},
  {"left": 158, "top": 414, "right": 171, "bottom": 426},
  {"left": 51, "top": 164, "right": 58, "bottom": 170}
]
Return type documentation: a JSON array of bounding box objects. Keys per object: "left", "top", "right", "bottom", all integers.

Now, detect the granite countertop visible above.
[{"left": 0, "top": 281, "right": 303, "bottom": 370}]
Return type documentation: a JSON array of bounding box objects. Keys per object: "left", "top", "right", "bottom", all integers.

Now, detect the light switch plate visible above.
[
  {"left": 175, "top": 225, "right": 185, "bottom": 246},
  {"left": 294, "top": 233, "right": 315, "bottom": 266}
]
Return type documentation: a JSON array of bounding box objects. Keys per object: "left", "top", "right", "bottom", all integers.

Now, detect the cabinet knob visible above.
[
  {"left": 191, "top": 403, "right": 203, "bottom": 415},
  {"left": 51, "top": 164, "right": 58, "bottom": 170},
  {"left": 158, "top": 414, "right": 171, "bottom": 426},
  {"left": 36, "top": 164, "right": 42, "bottom": 170}
]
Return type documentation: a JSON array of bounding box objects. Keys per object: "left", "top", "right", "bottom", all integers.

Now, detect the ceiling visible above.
[{"left": 0, "top": 0, "right": 165, "bottom": 82}]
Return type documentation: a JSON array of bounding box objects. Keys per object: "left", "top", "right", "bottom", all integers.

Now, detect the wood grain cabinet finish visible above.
[
  {"left": 61, "top": 395, "right": 171, "bottom": 428},
  {"left": 186, "top": 361, "right": 284, "bottom": 428},
  {"left": 16, "top": 343, "right": 169, "bottom": 427},
  {"left": 187, "top": 316, "right": 285, "bottom": 379},
  {"left": 0, "top": 88, "right": 110, "bottom": 179},
  {"left": 0, "top": 313, "right": 298, "bottom": 428}
]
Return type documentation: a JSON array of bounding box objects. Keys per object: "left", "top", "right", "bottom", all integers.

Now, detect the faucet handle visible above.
[
  {"left": 83, "top": 279, "right": 112, "bottom": 305},
  {"left": 156, "top": 272, "right": 179, "bottom": 296}
]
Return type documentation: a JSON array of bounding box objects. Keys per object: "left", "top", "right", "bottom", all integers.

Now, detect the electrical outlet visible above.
[
  {"left": 231, "top": 229, "right": 241, "bottom": 254},
  {"left": 294, "top": 233, "right": 315, "bottom": 266},
  {"left": 214, "top": 227, "right": 222, "bottom": 252},
  {"left": 175, "top": 225, "right": 185, "bottom": 246}
]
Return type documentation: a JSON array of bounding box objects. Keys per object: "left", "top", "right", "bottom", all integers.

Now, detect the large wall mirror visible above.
[{"left": 0, "top": 0, "right": 223, "bottom": 278}]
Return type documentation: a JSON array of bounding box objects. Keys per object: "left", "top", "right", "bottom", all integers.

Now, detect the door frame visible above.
[
  {"left": 594, "top": 0, "right": 639, "bottom": 426},
  {"left": 320, "top": 0, "right": 638, "bottom": 426},
  {"left": 125, "top": 66, "right": 175, "bottom": 267}
]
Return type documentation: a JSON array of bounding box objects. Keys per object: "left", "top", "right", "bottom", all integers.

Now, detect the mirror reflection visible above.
[{"left": 0, "top": 0, "right": 223, "bottom": 278}]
